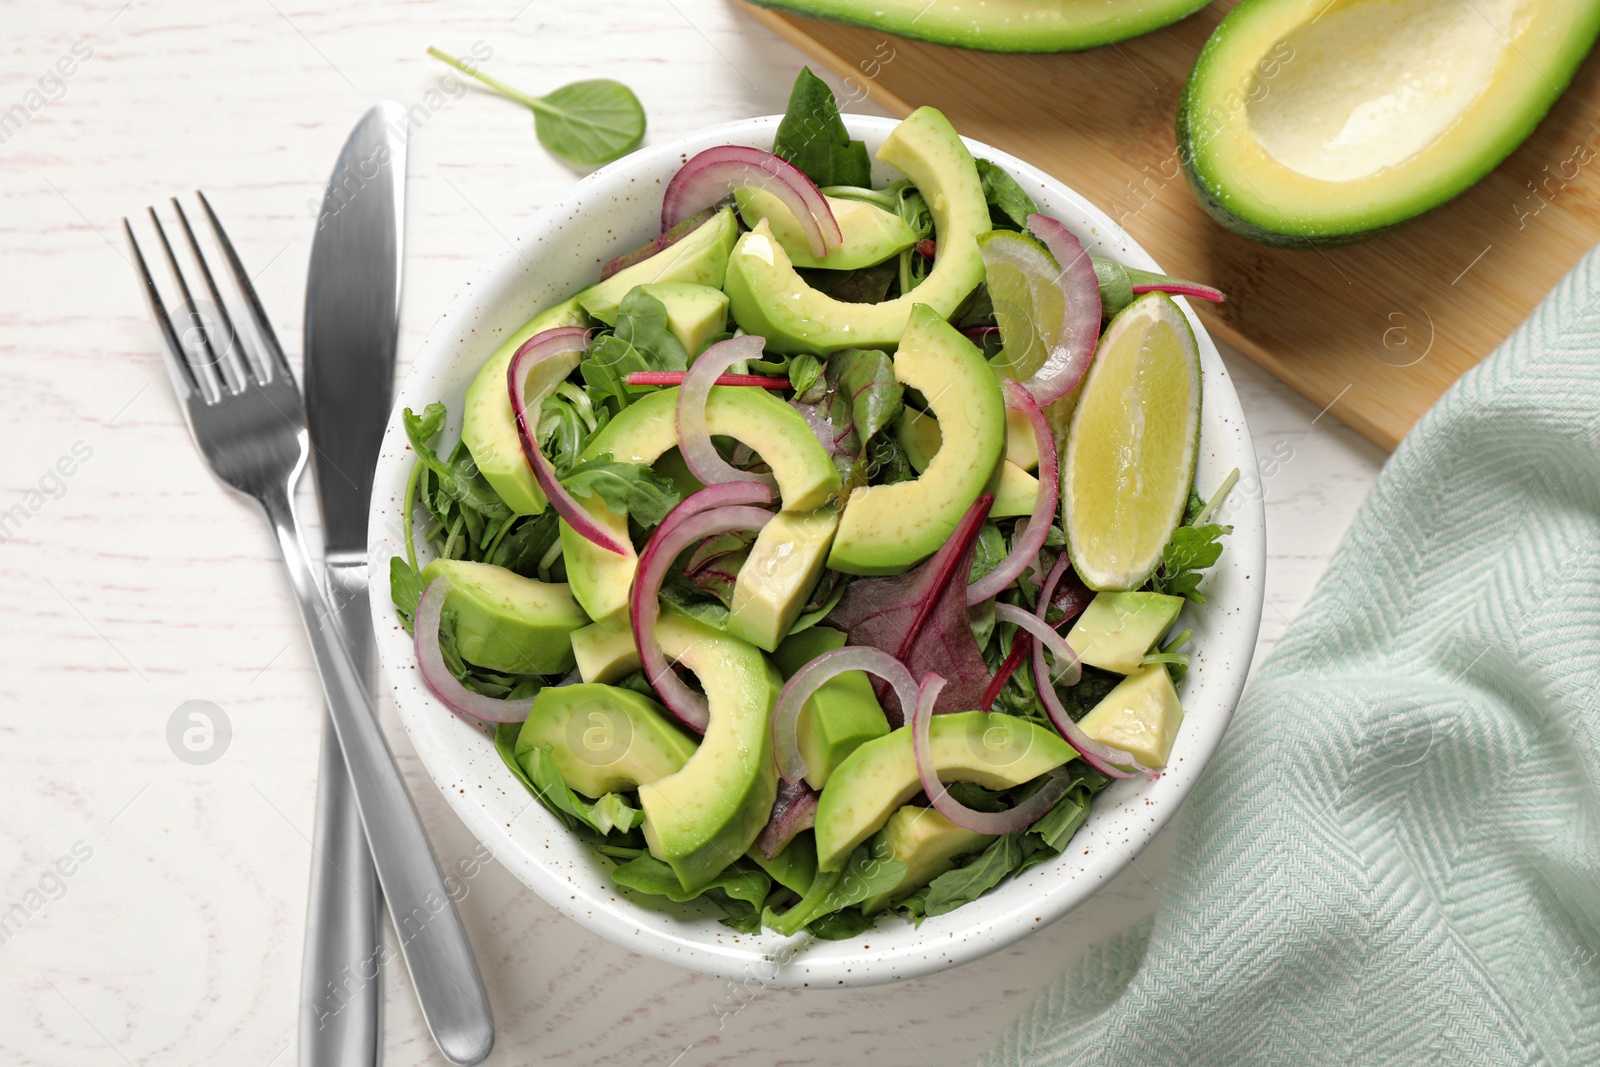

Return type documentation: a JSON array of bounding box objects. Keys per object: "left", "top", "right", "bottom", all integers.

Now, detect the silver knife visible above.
[{"left": 300, "top": 102, "right": 494, "bottom": 1067}]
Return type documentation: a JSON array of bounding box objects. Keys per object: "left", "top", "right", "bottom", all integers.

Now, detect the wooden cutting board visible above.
[{"left": 743, "top": 1, "right": 1600, "bottom": 450}]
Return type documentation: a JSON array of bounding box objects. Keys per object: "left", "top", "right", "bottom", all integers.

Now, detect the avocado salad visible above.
[{"left": 391, "top": 68, "right": 1234, "bottom": 940}]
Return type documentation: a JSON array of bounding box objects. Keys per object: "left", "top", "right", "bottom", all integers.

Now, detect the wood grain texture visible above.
[{"left": 742, "top": 0, "right": 1600, "bottom": 450}]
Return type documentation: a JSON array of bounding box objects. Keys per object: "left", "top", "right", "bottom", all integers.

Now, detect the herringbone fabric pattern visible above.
[{"left": 986, "top": 248, "right": 1600, "bottom": 1067}]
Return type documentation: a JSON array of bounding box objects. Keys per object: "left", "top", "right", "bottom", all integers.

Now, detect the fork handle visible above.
[{"left": 261, "top": 489, "right": 494, "bottom": 1067}]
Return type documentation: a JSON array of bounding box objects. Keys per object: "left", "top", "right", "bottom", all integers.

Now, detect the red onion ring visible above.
[
  {"left": 662, "top": 145, "right": 841, "bottom": 258},
  {"left": 413, "top": 577, "right": 533, "bottom": 724},
  {"left": 994, "top": 603, "right": 1081, "bottom": 689},
  {"left": 772, "top": 645, "right": 919, "bottom": 784},
  {"left": 967, "top": 380, "right": 1058, "bottom": 604},
  {"left": 910, "top": 673, "right": 1070, "bottom": 835},
  {"left": 677, "top": 335, "right": 776, "bottom": 489},
  {"left": 630, "top": 483, "right": 775, "bottom": 733},
  {"left": 626, "top": 371, "right": 788, "bottom": 390},
  {"left": 1021, "top": 213, "right": 1104, "bottom": 406},
  {"left": 507, "top": 327, "right": 628, "bottom": 555}
]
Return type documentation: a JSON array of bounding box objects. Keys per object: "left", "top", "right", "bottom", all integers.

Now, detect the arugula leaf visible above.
[
  {"left": 976, "top": 158, "right": 1038, "bottom": 231},
  {"left": 761, "top": 844, "right": 906, "bottom": 936},
  {"left": 968, "top": 521, "right": 1008, "bottom": 584},
  {"left": 559, "top": 454, "right": 680, "bottom": 527},
  {"left": 404, "top": 404, "right": 514, "bottom": 526},
  {"left": 772, "top": 67, "right": 871, "bottom": 188},
  {"left": 614, "top": 288, "right": 689, "bottom": 371},
  {"left": 610, "top": 852, "right": 772, "bottom": 933},
  {"left": 581, "top": 336, "right": 650, "bottom": 416},
  {"left": 807, "top": 908, "right": 877, "bottom": 941},
  {"left": 487, "top": 510, "right": 562, "bottom": 579},
  {"left": 390, "top": 556, "right": 425, "bottom": 632},
  {"left": 923, "top": 834, "right": 1022, "bottom": 917},
  {"left": 1152, "top": 521, "right": 1231, "bottom": 603},
  {"left": 510, "top": 740, "right": 644, "bottom": 836}
]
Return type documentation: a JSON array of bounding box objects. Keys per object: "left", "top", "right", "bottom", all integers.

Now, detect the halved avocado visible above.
[
  {"left": 638, "top": 610, "right": 782, "bottom": 890},
  {"left": 460, "top": 298, "right": 591, "bottom": 516},
  {"left": 723, "top": 107, "right": 989, "bottom": 354},
  {"left": 748, "top": 0, "right": 1213, "bottom": 52},
  {"left": 1180, "top": 0, "right": 1600, "bottom": 245},
  {"left": 734, "top": 187, "right": 917, "bottom": 270},
  {"left": 419, "top": 558, "right": 588, "bottom": 675},
  {"left": 576, "top": 207, "right": 739, "bottom": 323},
  {"left": 813, "top": 711, "right": 1075, "bottom": 871},
  {"left": 560, "top": 386, "right": 840, "bottom": 626},
  {"left": 828, "top": 305, "right": 1005, "bottom": 575},
  {"left": 515, "top": 683, "right": 696, "bottom": 799}
]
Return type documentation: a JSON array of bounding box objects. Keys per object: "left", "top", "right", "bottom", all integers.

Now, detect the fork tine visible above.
[
  {"left": 124, "top": 218, "right": 201, "bottom": 400},
  {"left": 170, "top": 197, "right": 255, "bottom": 391},
  {"left": 195, "top": 190, "right": 296, "bottom": 387},
  {"left": 147, "top": 205, "right": 225, "bottom": 401}
]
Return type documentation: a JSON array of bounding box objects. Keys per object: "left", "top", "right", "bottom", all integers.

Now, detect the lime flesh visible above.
[{"left": 977, "top": 230, "right": 1064, "bottom": 385}]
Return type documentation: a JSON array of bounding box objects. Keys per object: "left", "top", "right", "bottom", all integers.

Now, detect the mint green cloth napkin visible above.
[{"left": 986, "top": 249, "right": 1600, "bottom": 1066}]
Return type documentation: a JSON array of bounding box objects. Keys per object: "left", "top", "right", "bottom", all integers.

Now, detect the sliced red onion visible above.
[
  {"left": 414, "top": 577, "right": 533, "bottom": 724},
  {"left": 968, "top": 381, "right": 1059, "bottom": 604},
  {"left": 677, "top": 335, "right": 776, "bottom": 489},
  {"left": 662, "top": 145, "right": 841, "bottom": 258},
  {"left": 626, "top": 371, "right": 788, "bottom": 390},
  {"left": 756, "top": 778, "right": 819, "bottom": 859},
  {"left": 630, "top": 483, "right": 775, "bottom": 733},
  {"left": 911, "top": 674, "right": 1070, "bottom": 835},
  {"left": 1022, "top": 213, "right": 1104, "bottom": 406},
  {"left": 994, "top": 603, "right": 1081, "bottom": 689},
  {"left": 507, "top": 327, "right": 628, "bottom": 556},
  {"left": 772, "top": 645, "right": 919, "bottom": 784}
]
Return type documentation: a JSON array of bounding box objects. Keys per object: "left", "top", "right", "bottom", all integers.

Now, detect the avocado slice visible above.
[
  {"left": 636, "top": 281, "right": 729, "bottom": 357},
  {"left": 1078, "top": 664, "right": 1184, "bottom": 769},
  {"left": 460, "top": 297, "right": 591, "bottom": 516},
  {"left": 734, "top": 187, "right": 917, "bottom": 270},
  {"left": 771, "top": 626, "right": 891, "bottom": 789},
  {"left": 576, "top": 207, "right": 739, "bottom": 324},
  {"left": 748, "top": 0, "right": 1214, "bottom": 52},
  {"left": 813, "top": 711, "right": 1075, "bottom": 871},
  {"left": 638, "top": 610, "right": 782, "bottom": 890},
  {"left": 515, "top": 683, "right": 696, "bottom": 799},
  {"left": 988, "top": 461, "right": 1039, "bottom": 519},
  {"left": 1179, "top": 0, "right": 1600, "bottom": 245},
  {"left": 560, "top": 386, "right": 839, "bottom": 626},
  {"left": 723, "top": 107, "right": 989, "bottom": 354},
  {"left": 419, "top": 558, "right": 588, "bottom": 675},
  {"left": 829, "top": 305, "right": 1005, "bottom": 575},
  {"left": 895, "top": 403, "right": 1038, "bottom": 473},
  {"left": 860, "top": 806, "right": 991, "bottom": 914},
  {"left": 727, "top": 506, "right": 839, "bottom": 652},
  {"left": 1066, "top": 591, "right": 1185, "bottom": 674},
  {"left": 568, "top": 620, "right": 640, "bottom": 684}
]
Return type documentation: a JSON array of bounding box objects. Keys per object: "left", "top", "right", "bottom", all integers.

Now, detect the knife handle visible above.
[
  {"left": 300, "top": 558, "right": 382, "bottom": 1067},
  {"left": 261, "top": 490, "right": 495, "bottom": 1067}
]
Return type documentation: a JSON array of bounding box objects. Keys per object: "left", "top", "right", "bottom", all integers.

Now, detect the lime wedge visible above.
[
  {"left": 1063, "top": 292, "right": 1201, "bottom": 591},
  {"left": 977, "top": 229, "right": 1085, "bottom": 442}
]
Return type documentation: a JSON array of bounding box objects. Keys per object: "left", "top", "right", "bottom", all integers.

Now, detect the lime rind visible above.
[{"left": 977, "top": 230, "right": 1064, "bottom": 384}]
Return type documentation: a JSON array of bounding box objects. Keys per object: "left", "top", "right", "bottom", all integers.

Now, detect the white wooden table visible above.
[{"left": 0, "top": 2, "right": 1386, "bottom": 1063}]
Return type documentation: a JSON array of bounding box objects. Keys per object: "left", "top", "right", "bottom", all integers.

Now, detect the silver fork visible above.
[{"left": 126, "top": 194, "right": 494, "bottom": 1067}]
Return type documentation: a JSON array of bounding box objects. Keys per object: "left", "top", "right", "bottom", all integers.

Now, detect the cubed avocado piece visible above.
[
  {"left": 813, "top": 711, "right": 1075, "bottom": 871},
  {"left": 419, "top": 558, "right": 588, "bottom": 675},
  {"left": 459, "top": 297, "right": 590, "bottom": 516},
  {"left": 746, "top": 831, "right": 818, "bottom": 895},
  {"left": 727, "top": 506, "right": 839, "bottom": 652},
  {"left": 771, "top": 626, "right": 890, "bottom": 790},
  {"left": 861, "top": 806, "right": 991, "bottom": 914},
  {"left": 636, "top": 281, "right": 729, "bottom": 357},
  {"left": 569, "top": 620, "right": 640, "bottom": 684},
  {"left": 989, "top": 461, "right": 1038, "bottom": 519},
  {"left": 514, "top": 683, "right": 696, "bottom": 799},
  {"left": 576, "top": 207, "right": 739, "bottom": 325},
  {"left": 1079, "top": 664, "right": 1184, "bottom": 770},
  {"left": 1066, "top": 591, "right": 1185, "bottom": 674},
  {"left": 734, "top": 187, "right": 917, "bottom": 270}
]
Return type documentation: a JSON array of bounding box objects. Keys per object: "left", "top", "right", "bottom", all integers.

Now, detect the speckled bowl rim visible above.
[{"left": 369, "top": 114, "right": 1265, "bottom": 988}]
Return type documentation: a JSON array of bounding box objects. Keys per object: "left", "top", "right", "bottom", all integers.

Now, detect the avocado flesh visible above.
[
  {"left": 748, "top": 0, "right": 1213, "bottom": 52},
  {"left": 988, "top": 461, "right": 1039, "bottom": 519},
  {"left": 639, "top": 610, "right": 782, "bottom": 890},
  {"left": 568, "top": 620, "right": 640, "bottom": 684},
  {"left": 636, "top": 281, "right": 729, "bottom": 357},
  {"left": 734, "top": 188, "right": 917, "bottom": 270},
  {"left": 1180, "top": 0, "right": 1600, "bottom": 245},
  {"left": 1079, "top": 664, "right": 1185, "bottom": 769},
  {"left": 771, "top": 626, "right": 891, "bottom": 790},
  {"left": 861, "top": 806, "right": 991, "bottom": 914},
  {"left": 1066, "top": 591, "right": 1185, "bottom": 674},
  {"left": 895, "top": 403, "right": 1038, "bottom": 472},
  {"left": 419, "top": 559, "right": 589, "bottom": 675},
  {"left": 576, "top": 207, "right": 739, "bottom": 324},
  {"left": 897, "top": 401, "right": 1037, "bottom": 518},
  {"left": 515, "top": 683, "right": 696, "bottom": 798},
  {"left": 559, "top": 385, "right": 840, "bottom": 626},
  {"left": 723, "top": 107, "right": 990, "bottom": 354},
  {"left": 727, "top": 506, "right": 839, "bottom": 652},
  {"left": 829, "top": 305, "right": 1005, "bottom": 575},
  {"left": 813, "top": 711, "right": 1075, "bottom": 871},
  {"left": 460, "top": 298, "right": 591, "bottom": 516}
]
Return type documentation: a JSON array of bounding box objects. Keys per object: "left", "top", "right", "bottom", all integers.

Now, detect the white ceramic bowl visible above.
[{"left": 369, "top": 114, "right": 1265, "bottom": 987}]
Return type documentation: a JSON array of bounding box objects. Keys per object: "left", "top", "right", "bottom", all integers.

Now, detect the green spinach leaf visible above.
[
  {"left": 559, "top": 454, "right": 680, "bottom": 527},
  {"left": 976, "top": 158, "right": 1038, "bottom": 231},
  {"left": 614, "top": 288, "right": 689, "bottom": 371},
  {"left": 773, "top": 67, "right": 871, "bottom": 188}
]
